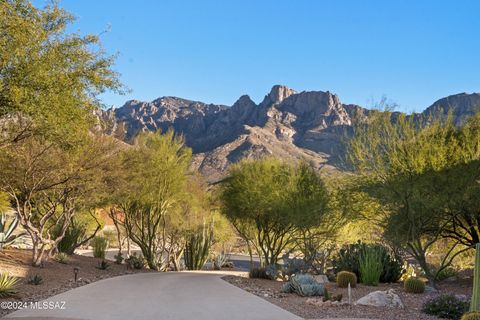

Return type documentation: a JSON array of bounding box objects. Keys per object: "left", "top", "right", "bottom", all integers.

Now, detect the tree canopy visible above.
[
  {"left": 220, "top": 158, "right": 331, "bottom": 266},
  {"left": 0, "top": 0, "right": 123, "bottom": 147}
]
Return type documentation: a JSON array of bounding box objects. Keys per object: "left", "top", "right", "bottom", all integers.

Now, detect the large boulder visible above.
[{"left": 355, "top": 289, "right": 404, "bottom": 308}]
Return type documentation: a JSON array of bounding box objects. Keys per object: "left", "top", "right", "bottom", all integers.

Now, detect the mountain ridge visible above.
[{"left": 98, "top": 86, "right": 480, "bottom": 181}]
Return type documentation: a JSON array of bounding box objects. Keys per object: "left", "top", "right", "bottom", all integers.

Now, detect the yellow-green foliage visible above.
[
  {"left": 462, "top": 312, "right": 480, "bottom": 320},
  {"left": 336, "top": 271, "right": 357, "bottom": 288},
  {"left": 0, "top": 272, "right": 18, "bottom": 298},
  {"left": 0, "top": 0, "right": 123, "bottom": 147},
  {"left": 404, "top": 277, "right": 425, "bottom": 294}
]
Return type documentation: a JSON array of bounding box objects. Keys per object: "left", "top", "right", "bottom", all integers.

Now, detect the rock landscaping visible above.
[{"left": 223, "top": 274, "right": 473, "bottom": 320}]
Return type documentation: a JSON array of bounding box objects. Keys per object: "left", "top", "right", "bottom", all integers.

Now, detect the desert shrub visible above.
[
  {"left": 332, "top": 242, "right": 363, "bottom": 275},
  {"left": 336, "top": 271, "right": 357, "bottom": 288},
  {"left": 125, "top": 253, "right": 144, "bottom": 269},
  {"left": 114, "top": 252, "right": 124, "bottom": 264},
  {"left": 96, "top": 260, "right": 110, "bottom": 270},
  {"left": 55, "top": 211, "right": 103, "bottom": 255},
  {"left": 56, "top": 226, "right": 82, "bottom": 254},
  {"left": 0, "top": 272, "right": 18, "bottom": 297},
  {"left": 281, "top": 254, "right": 309, "bottom": 279},
  {"left": 359, "top": 246, "right": 383, "bottom": 286},
  {"left": 249, "top": 266, "right": 277, "bottom": 280},
  {"left": 322, "top": 287, "right": 342, "bottom": 302},
  {"left": 332, "top": 241, "right": 404, "bottom": 283},
  {"left": 281, "top": 274, "right": 324, "bottom": 297},
  {"left": 404, "top": 277, "right": 425, "bottom": 294},
  {"left": 27, "top": 275, "right": 43, "bottom": 285},
  {"left": 91, "top": 236, "right": 108, "bottom": 259},
  {"left": 102, "top": 230, "right": 119, "bottom": 248},
  {"left": 461, "top": 311, "right": 480, "bottom": 320},
  {"left": 422, "top": 294, "right": 469, "bottom": 320},
  {"left": 249, "top": 267, "right": 269, "bottom": 279},
  {"left": 436, "top": 267, "right": 458, "bottom": 281},
  {"left": 55, "top": 252, "right": 69, "bottom": 264}
]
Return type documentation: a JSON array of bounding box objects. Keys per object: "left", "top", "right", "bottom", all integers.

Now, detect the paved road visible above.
[
  {"left": 77, "top": 249, "right": 260, "bottom": 271},
  {"left": 6, "top": 272, "right": 301, "bottom": 320}
]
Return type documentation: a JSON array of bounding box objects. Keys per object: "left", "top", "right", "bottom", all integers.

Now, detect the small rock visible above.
[
  {"left": 263, "top": 293, "right": 269, "bottom": 297},
  {"left": 306, "top": 297, "right": 323, "bottom": 306},
  {"left": 455, "top": 294, "right": 468, "bottom": 301},
  {"left": 424, "top": 286, "right": 438, "bottom": 294}
]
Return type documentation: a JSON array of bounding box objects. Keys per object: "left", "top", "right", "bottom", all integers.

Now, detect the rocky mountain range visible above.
[{"left": 98, "top": 86, "right": 480, "bottom": 181}]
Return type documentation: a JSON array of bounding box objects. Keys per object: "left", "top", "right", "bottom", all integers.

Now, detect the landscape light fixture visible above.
[{"left": 73, "top": 267, "right": 79, "bottom": 282}]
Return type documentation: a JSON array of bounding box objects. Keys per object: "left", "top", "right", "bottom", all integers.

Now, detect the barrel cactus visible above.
[
  {"left": 462, "top": 311, "right": 480, "bottom": 320},
  {"left": 404, "top": 277, "right": 425, "bottom": 294},
  {"left": 336, "top": 271, "right": 357, "bottom": 288}
]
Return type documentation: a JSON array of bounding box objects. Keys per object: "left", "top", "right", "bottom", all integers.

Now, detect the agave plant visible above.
[
  {"left": 55, "top": 252, "right": 69, "bottom": 264},
  {"left": 213, "top": 252, "right": 228, "bottom": 270},
  {"left": 0, "top": 272, "right": 19, "bottom": 298},
  {"left": 0, "top": 213, "right": 24, "bottom": 250},
  {"left": 27, "top": 274, "right": 44, "bottom": 286}
]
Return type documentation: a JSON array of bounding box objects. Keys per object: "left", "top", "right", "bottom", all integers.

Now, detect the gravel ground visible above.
[
  {"left": 0, "top": 248, "right": 152, "bottom": 317},
  {"left": 223, "top": 275, "right": 473, "bottom": 320}
]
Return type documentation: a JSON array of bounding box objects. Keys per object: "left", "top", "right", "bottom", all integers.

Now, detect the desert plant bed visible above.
[
  {"left": 0, "top": 249, "right": 152, "bottom": 317},
  {"left": 223, "top": 275, "right": 473, "bottom": 320}
]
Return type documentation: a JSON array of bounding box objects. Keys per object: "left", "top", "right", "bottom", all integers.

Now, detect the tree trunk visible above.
[
  {"left": 32, "top": 241, "right": 46, "bottom": 267},
  {"left": 416, "top": 252, "right": 436, "bottom": 288}
]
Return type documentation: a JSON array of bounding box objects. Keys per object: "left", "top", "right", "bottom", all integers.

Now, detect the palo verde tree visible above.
[
  {"left": 116, "top": 130, "right": 192, "bottom": 270},
  {"left": 425, "top": 114, "right": 480, "bottom": 249},
  {"left": 0, "top": 0, "right": 123, "bottom": 148},
  {"left": 220, "top": 158, "right": 330, "bottom": 266},
  {"left": 347, "top": 110, "right": 479, "bottom": 286}
]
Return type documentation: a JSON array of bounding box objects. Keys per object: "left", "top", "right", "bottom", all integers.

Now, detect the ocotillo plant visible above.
[
  {"left": 471, "top": 243, "right": 480, "bottom": 311},
  {"left": 184, "top": 222, "right": 214, "bottom": 270}
]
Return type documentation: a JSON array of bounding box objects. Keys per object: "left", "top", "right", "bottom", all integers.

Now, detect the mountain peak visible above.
[
  {"left": 268, "top": 85, "right": 296, "bottom": 104},
  {"left": 423, "top": 92, "right": 480, "bottom": 125}
]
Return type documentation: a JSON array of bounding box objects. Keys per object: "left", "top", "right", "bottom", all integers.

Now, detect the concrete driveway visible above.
[{"left": 5, "top": 272, "right": 301, "bottom": 320}]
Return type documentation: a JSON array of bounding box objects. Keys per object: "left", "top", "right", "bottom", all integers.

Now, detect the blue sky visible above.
[{"left": 35, "top": 0, "right": 480, "bottom": 112}]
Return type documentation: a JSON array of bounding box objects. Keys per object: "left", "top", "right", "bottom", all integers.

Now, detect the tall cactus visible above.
[
  {"left": 184, "top": 222, "right": 214, "bottom": 270},
  {"left": 471, "top": 243, "right": 480, "bottom": 311},
  {"left": 0, "top": 213, "right": 22, "bottom": 250}
]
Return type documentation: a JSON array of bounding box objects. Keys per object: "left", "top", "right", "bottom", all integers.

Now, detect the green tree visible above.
[
  {"left": 220, "top": 158, "right": 330, "bottom": 266},
  {"left": 347, "top": 111, "right": 476, "bottom": 285},
  {"left": 0, "top": 0, "right": 123, "bottom": 147},
  {"left": 0, "top": 135, "right": 121, "bottom": 266},
  {"left": 117, "top": 131, "right": 192, "bottom": 270}
]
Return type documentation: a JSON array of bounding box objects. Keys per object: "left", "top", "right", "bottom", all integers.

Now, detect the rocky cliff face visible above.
[
  {"left": 420, "top": 93, "right": 480, "bottom": 125},
  {"left": 99, "top": 86, "right": 480, "bottom": 181}
]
